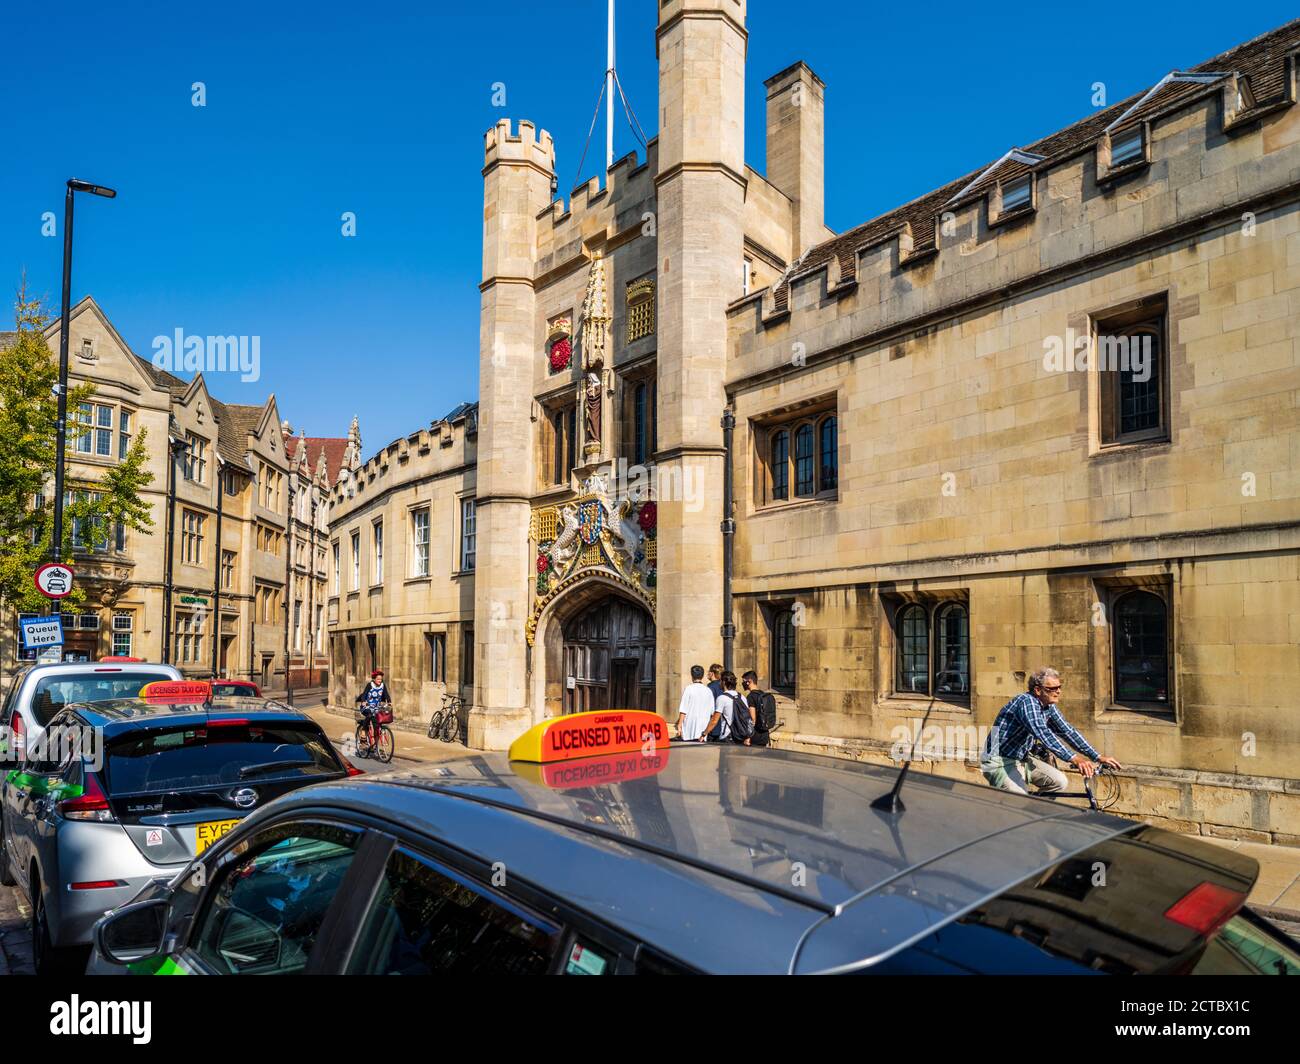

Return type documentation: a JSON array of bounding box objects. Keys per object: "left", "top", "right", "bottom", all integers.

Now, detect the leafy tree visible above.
[{"left": 0, "top": 281, "right": 155, "bottom": 617}]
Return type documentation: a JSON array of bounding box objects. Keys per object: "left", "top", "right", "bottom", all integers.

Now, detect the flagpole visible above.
[{"left": 606, "top": 0, "right": 615, "bottom": 169}]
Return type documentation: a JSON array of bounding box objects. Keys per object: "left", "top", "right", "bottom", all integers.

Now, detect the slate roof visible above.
[{"left": 772, "top": 17, "right": 1300, "bottom": 312}]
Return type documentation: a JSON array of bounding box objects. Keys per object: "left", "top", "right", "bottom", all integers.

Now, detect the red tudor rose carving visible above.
[
  {"left": 548, "top": 337, "right": 572, "bottom": 372},
  {"left": 638, "top": 501, "right": 657, "bottom": 532}
]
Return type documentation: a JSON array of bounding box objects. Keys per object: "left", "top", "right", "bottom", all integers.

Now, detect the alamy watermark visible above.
[
  {"left": 151, "top": 328, "right": 261, "bottom": 382},
  {"left": 1042, "top": 328, "right": 1151, "bottom": 382}
]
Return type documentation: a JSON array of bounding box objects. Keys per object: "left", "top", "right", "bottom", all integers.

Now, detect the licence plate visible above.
[{"left": 194, "top": 818, "right": 241, "bottom": 854}]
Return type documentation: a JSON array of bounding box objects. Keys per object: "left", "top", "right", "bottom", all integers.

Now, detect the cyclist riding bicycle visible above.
[
  {"left": 980, "top": 665, "right": 1122, "bottom": 795},
  {"left": 354, "top": 669, "right": 393, "bottom": 745}
]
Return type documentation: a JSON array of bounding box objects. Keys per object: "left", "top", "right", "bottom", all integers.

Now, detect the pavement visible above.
[
  {"left": 303, "top": 703, "right": 476, "bottom": 766},
  {"left": 1196, "top": 835, "right": 1300, "bottom": 933}
]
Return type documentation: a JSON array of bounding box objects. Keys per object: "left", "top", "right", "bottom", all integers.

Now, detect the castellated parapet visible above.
[{"left": 483, "top": 118, "right": 555, "bottom": 174}]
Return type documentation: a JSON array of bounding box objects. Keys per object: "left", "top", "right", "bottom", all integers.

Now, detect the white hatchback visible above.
[{"left": 0, "top": 661, "right": 181, "bottom": 767}]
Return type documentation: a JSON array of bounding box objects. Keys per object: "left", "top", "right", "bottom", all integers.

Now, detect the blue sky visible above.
[{"left": 3, "top": 1, "right": 1294, "bottom": 452}]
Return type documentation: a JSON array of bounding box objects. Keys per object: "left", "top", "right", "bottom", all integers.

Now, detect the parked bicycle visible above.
[
  {"left": 427, "top": 693, "right": 463, "bottom": 744},
  {"left": 354, "top": 703, "right": 395, "bottom": 763}
]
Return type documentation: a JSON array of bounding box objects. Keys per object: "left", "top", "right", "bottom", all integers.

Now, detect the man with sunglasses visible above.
[{"left": 981, "top": 666, "right": 1122, "bottom": 794}]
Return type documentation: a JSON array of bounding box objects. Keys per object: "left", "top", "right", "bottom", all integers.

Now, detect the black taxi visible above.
[{"left": 89, "top": 710, "right": 1300, "bottom": 975}]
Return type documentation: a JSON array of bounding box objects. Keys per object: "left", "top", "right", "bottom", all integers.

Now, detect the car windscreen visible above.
[
  {"left": 28, "top": 672, "right": 174, "bottom": 727},
  {"left": 103, "top": 721, "right": 343, "bottom": 795},
  {"left": 210, "top": 683, "right": 255, "bottom": 697}
]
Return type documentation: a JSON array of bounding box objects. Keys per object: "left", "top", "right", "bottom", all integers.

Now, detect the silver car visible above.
[
  {"left": 0, "top": 660, "right": 180, "bottom": 768},
  {"left": 0, "top": 694, "right": 355, "bottom": 973}
]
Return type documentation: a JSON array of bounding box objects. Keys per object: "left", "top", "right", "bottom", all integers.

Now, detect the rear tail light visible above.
[
  {"left": 58, "top": 772, "right": 115, "bottom": 823},
  {"left": 9, "top": 712, "right": 25, "bottom": 761},
  {"left": 1164, "top": 881, "right": 1246, "bottom": 938},
  {"left": 70, "top": 880, "right": 126, "bottom": 890},
  {"left": 340, "top": 756, "right": 364, "bottom": 777}
]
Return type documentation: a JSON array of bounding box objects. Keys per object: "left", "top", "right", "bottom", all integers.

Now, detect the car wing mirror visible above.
[{"left": 95, "top": 898, "right": 170, "bottom": 967}]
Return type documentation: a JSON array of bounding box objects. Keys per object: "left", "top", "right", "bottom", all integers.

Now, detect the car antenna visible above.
[{"left": 871, "top": 700, "right": 938, "bottom": 814}]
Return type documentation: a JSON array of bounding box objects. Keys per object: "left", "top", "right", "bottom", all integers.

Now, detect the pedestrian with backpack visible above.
[
  {"left": 741, "top": 671, "right": 776, "bottom": 748},
  {"left": 699, "top": 671, "right": 745, "bottom": 743}
]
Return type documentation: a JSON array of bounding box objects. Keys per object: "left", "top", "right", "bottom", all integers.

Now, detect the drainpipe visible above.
[
  {"left": 211, "top": 460, "right": 224, "bottom": 677},
  {"left": 720, "top": 408, "right": 736, "bottom": 673}
]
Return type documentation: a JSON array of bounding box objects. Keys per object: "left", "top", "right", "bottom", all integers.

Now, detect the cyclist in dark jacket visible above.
[{"left": 355, "top": 670, "right": 393, "bottom": 713}]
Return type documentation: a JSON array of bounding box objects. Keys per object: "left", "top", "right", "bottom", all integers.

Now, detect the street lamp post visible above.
[{"left": 52, "top": 179, "right": 116, "bottom": 573}]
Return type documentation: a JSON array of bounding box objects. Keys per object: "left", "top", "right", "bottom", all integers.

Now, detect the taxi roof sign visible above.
[
  {"left": 512, "top": 747, "right": 671, "bottom": 790},
  {"left": 139, "top": 680, "right": 212, "bottom": 704},
  {"left": 508, "top": 709, "right": 669, "bottom": 764}
]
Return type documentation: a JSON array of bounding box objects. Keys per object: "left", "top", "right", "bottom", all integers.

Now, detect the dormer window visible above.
[
  {"left": 1110, "top": 128, "right": 1145, "bottom": 167},
  {"left": 1001, "top": 176, "right": 1032, "bottom": 213}
]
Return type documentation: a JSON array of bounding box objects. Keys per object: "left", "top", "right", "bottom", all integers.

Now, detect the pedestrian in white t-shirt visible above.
[{"left": 676, "top": 665, "right": 716, "bottom": 741}]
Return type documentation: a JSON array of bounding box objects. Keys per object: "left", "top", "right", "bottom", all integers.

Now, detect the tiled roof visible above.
[
  {"left": 286, "top": 435, "right": 350, "bottom": 485},
  {"left": 131, "top": 352, "right": 189, "bottom": 396},
  {"left": 772, "top": 17, "right": 1300, "bottom": 312},
  {"left": 210, "top": 398, "right": 267, "bottom": 465}
]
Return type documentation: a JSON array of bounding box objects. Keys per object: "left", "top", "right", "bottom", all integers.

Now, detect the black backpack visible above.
[
  {"left": 752, "top": 690, "right": 777, "bottom": 733},
  {"left": 727, "top": 693, "right": 754, "bottom": 741}
]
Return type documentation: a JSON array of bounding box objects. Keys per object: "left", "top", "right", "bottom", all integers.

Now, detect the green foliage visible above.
[{"left": 0, "top": 282, "right": 156, "bottom": 615}]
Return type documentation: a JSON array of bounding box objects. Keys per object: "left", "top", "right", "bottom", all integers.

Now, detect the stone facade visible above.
[
  {"left": 0, "top": 296, "right": 324, "bottom": 690},
  {"left": 324, "top": 406, "right": 477, "bottom": 725},
  {"left": 341, "top": 9, "right": 1300, "bottom": 845}
]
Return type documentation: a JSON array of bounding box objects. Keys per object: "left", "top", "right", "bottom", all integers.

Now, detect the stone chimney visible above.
[{"left": 764, "top": 61, "right": 826, "bottom": 259}]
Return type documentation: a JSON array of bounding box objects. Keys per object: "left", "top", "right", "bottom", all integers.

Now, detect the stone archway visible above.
[
  {"left": 561, "top": 595, "right": 655, "bottom": 713},
  {"left": 533, "top": 577, "right": 655, "bottom": 718}
]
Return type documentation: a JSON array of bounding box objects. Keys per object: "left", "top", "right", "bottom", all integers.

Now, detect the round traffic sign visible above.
[{"left": 34, "top": 562, "right": 75, "bottom": 599}]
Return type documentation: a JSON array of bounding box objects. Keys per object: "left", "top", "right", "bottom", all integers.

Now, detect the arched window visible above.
[
  {"left": 1113, "top": 591, "right": 1168, "bottom": 704},
  {"left": 934, "top": 603, "right": 969, "bottom": 695},
  {"left": 794, "top": 423, "right": 815, "bottom": 497},
  {"left": 818, "top": 416, "right": 838, "bottom": 492},
  {"left": 771, "top": 430, "right": 789, "bottom": 501},
  {"left": 772, "top": 609, "right": 796, "bottom": 691},
  {"left": 897, "top": 604, "right": 929, "bottom": 694}
]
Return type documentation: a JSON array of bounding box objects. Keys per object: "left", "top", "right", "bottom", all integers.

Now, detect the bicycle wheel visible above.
[
  {"left": 355, "top": 723, "right": 371, "bottom": 758},
  {"left": 375, "top": 726, "right": 395, "bottom": 763},
  {"left": 427, "top": 709, "right": 444, "bottom": 739},
  {"left": 440, "top": 711, "right": 459, "bottom": 745}
]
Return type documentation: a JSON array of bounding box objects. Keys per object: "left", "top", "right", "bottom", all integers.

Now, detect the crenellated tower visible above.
[
  {"left": 470, "top": 118, "right": 556, "bottom": 748},
  {"left": 653, "top": 0, "right": 748, "bottom": 714}
]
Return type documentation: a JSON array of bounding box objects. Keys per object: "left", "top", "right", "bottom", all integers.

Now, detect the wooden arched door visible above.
[{"left": 561, "top": 595, "right": 655, "bottom": 713}]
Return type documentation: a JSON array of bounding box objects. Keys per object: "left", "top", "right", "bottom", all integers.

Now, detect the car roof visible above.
[
  {"left": 263, "top": 743, "right": 1141, "bottom": 973},
  {"left": 20, "top": 661, "right": 178, "bottom": 677},
  {"left": 66, "top": 696, "right": 315, "bottom": 734}
]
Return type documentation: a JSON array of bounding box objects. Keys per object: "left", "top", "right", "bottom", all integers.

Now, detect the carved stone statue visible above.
[{"left": 584, "top": 372, "right": 602, "bottom": 451}]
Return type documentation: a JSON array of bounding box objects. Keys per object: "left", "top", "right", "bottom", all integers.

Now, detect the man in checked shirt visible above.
[{"left": 981, "top": 666, "right": 1123, "bottom": 794}]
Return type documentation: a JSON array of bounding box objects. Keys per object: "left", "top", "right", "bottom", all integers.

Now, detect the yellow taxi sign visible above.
[
  {"left": 508, "top": 709, "right": 669, "bottom": 764},
  {"left": 139, "top": 680, "right": 212, "bottom": 704}
]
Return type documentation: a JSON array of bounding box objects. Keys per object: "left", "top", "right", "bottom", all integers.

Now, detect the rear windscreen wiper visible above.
[{"left": 238, "top": 760, "right": 312, "bottom": 778}]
